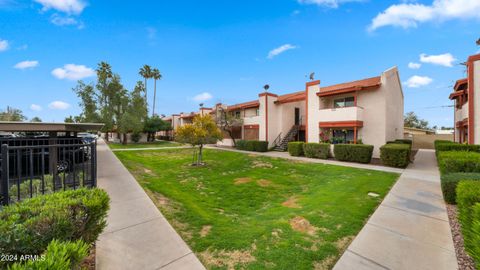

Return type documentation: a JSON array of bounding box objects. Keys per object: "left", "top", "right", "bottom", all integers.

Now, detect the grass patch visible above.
[
  {"left": 114, "top": 148, "right": 399, "bottom": 270},
  {"left": 107, "top": 140, "right": 182, "bottom": 149}
]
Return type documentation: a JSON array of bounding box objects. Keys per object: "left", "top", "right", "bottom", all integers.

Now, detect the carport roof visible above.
[{"left": 0, "top": 122, "right": 104, "bottom": 132}]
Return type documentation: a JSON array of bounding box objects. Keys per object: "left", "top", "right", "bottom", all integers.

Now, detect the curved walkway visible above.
[
  {"left": 333, "top": 149, "right": 457, "bottom": 270},
  {"left": 95, "top": 139, "right": 205, "bottom": 270}
]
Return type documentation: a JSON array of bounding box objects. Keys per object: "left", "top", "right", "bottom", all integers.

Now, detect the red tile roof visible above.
[
  {"left": 227, "top": 100, "right": 260, "bottom": 111},
  {"left": 275, "top": 91, "right": 305, "bottom": 104},
  {"left": 318, "top": 76, "right": 382, "bottom": 97}
]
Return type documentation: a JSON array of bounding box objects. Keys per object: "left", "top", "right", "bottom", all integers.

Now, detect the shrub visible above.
[
  {"left": 245, "top": 140, "right": 256, "bottom": 151},
  {"left": 457, "top": 181, "right": 480, "bottom": 264},
  {"left": 303, "top": 143, "right": 330, "bottom": 159},
  {"left": 380, "top": 143, "right": 411, "bottom": 168},
  {"left": 394, "top": 139, "right": 413, "bottom": 147},
  {"left": 235, "top": 140, "right": 246, "bottom": 150},
  {"left": 436, "top": 143, "right": 480, "bottom": 153},
  {"left": 288, "top": 142, "right": 304, "bottom": 156},
  {"left": 434, "top": 140, "right": 454, "bottom": 149},
  {"left": 437, "top": 151, "right": 480, "bottom": 174},
  {"left": 0, "top": 188, "right": 109, "bottom": 257},
  {"left": 254, "top": 141, "right": 269, "bottom": 152},
  {"left": 440, "top": 173, "right": 480, "bottom": 204},
  {"left": 131, "top": 132, "right": 141, "bottom": 143},
  {"left": 334, "top": 144, "right": 374, "bottom": 164},
  {"left": 8, "top": 239, "right": 89, "bottom": 270}
]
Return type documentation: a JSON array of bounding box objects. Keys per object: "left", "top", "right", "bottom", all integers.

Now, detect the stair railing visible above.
[{"left": 273, "top": 132, "right": 282, "bottom": 147}]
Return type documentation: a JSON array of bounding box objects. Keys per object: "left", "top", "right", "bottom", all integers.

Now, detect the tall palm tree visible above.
[
  {"left": 139, "top": 65, "right": 152, "bottom": 111},
  {"left": 151, "top": 68, "right": 162, "bottom": 116}
]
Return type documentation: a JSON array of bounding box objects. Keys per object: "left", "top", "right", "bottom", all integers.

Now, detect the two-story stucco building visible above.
[
  {"left": 449, "top": 53, "right": 480, "bottom": 144},
  {"left": 165, "top": 66, "right": 404, "bottom": 157}
]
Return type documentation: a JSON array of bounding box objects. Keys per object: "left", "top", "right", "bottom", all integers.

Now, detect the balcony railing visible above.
[
  {"left": 318, "top": 106, "right": 364, "bottom": 122},
  {"left": 243, "top": 115, "right": 261, "bottom": 125}
]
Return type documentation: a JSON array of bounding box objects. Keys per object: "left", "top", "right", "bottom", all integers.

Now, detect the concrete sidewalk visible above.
[
  {"left": 207, "top": 146, "right": 404, "bottom": 174},
  {"left": 333, "top": 149, "right": 458, "bottom": 270},
  {"left": 95, "top": 139, "right": 205, "bottom": 270}
]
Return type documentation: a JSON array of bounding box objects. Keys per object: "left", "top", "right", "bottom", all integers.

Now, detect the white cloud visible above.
[
  {"left": 0, "top": 39, "right": 8, "bottom": 51},
  {"left": 30, "top": 104, "right": 42, "bottom": 111},
  {"left": 419, "top": 53, "right": 456, "bottom": 67},
  {"left": 193, "top": 92, "right": 213, "bottom": 102},
  {"left": 369, "top": 0, "right": 480, "bottom": 31},
  {"left": 50, "top": 14, "right": 83, "bottom": 28},
  {"left": 34, "top": 0, "right": 86, "bottom": 14},
  {"left": 48, "top": 101, "right": 70, "bottom": 110},
  {"left": 14, "top": 60, "right": 39, "bottom": 69},
  {"left": 297, "top": 0, "right": 362, "bottom": 8},
  {"left": 404, "top": 75, "right": 433, "bottom": 88},
  {"left": 51, "top": 64, "right": 95, "bottom": 80},
  {"left": 408, "top": 62, "right": 421, "bottom": 69},
  {"left": 267, "top": 44, "right": 297, "bottom": 59}
]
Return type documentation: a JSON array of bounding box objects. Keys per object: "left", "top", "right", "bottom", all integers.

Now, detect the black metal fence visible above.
[{"left": 0, "top": 137, "right": 97, "bottom": 205}]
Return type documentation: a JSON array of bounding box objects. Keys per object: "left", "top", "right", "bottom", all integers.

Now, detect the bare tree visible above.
[{"left": 215, "top": 106, "right": 243, "bottom": 146}]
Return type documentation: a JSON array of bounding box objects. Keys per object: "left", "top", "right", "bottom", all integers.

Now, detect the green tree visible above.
[
  {"left": 139, "top": 65, "right": 152, "bottom": 110},
  {"left": 151, "top": 68, "right": 162, "bottom": 116},
  {"left": 117, "top": 82, "right": 147, "bottom": 144},
  {"left": 0, "top": 107, "right": 26, "bottom": 121},
  {"left": 73, "top": 81, "right": 100, "bottom": 122},
  {"left": 96, "top": 62, "right": 115, "bottom": 140},
  {"left": 175, "top": 114, "right": 222, "bottom": 165},
  {"left": 404, "top": 111, "right": 429, "bottom": 130},
  {"left": 30, "top": 116, "right": 42, "bottom": 122},
  {"left": 144, "top": 115, "right": 168, "bottom": 142}
]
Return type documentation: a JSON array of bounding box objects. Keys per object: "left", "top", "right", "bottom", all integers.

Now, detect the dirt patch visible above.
[
  {"left": 234, "top": 177, "right": 252, "bottom": 185},
  {"left": 257, "top": 179, "right": 272, "bottom": 187},
  {"left": 271, "top": 228, "right": 283, "bottom": 238},
  {"left": 313, "top": 255, "right": 336, "bottom": 270},
  {"left": 290, "top": 216, "right": 318, "bottom": 236},
  {"left": 200, "top": 225, "right": 212, "bottom": 237},
  {"left": 282, "top": 196, "right": 301, "bottom": 208},
  {"left": 200, "top": 249, "right": 256, "bottom": 270},
  {"left": 335, "top": 235, "right": 354, "bottom": 251},
  {"left": 252, "top": 160, "right": 273, "bottom": 168}
]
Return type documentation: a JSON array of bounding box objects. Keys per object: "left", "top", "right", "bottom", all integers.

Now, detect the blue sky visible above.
[{"left": 1, "top": 0, "right": 479, "bottom": 127}]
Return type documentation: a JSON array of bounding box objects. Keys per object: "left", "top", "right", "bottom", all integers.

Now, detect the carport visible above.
[{"left": 0, "top": 122, "right": 104, "bottom": 205}]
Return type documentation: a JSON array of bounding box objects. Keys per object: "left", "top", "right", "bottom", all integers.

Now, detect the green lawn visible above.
[
  {"left": 107, "top": 140, "right": 182, "bottom": 149},
  {"left": 114, "top": 148, "right": 399, "bottom": 270}
]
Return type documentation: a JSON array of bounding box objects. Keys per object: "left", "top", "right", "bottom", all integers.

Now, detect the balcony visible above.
[
  {"left": 462, "top": 102, "right": 469, "bottom": 120},
  {"left": 243, "top": 115, "right": 261, "bottom": 125},
  {"left": 318, "top": 106, "right": 364, "bottom": 123}
]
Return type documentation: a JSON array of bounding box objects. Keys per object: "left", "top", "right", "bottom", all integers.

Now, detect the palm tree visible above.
[
  {"left": 151, "top": 68, "right": 162, "bottom": 116},
  {"left": 139, "top": 65, "right": 152, "bottom": 111}
]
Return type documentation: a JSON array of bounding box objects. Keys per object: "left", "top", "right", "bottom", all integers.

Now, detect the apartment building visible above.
[
  {"left": 449, "top": 53, "right": 480, "bottom": 144},
  {"left": 166, "top": 66, "right": 404, "bottom": 157}
]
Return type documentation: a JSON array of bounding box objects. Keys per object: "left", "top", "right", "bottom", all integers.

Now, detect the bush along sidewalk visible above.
[
  {"left": 440, "top": 173, "right": 480, "bottom": 204},
  {"left": 288, "top": 141, "right": 304, "bottom": 156},
  {"left": 437, "top": 151, "right": 480, "bottom": 175},
  {"left": 303, "top": 143, "right": 330, "bottom": 159},
  {"left": 380, "top": 143, "right": 411, "bottom": 168},
  {"left": 334, "top": 144, "right": 374, "bottom": 164},
  {"left": 456, "top": 181, "right": 480, "bottom": 266},
  {"left": 235, "top": 140, "right": 269, "bottom": 152},
  {"left": 0, "top": 188, "right": 110, "bottom": 268}
]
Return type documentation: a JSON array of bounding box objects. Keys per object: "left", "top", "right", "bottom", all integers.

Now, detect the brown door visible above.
[{"left": 244, "top": 127, "right": 259, "bottom": 140}]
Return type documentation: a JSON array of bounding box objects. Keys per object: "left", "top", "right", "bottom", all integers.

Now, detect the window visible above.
[
  {"left": 235, "top": 111, "right": 241, "bottom": 118},
  {"left": 333, "top": 97, "right": 355, "bottom": 108},
  {"left": 332, "top": 129, "right": 355, "bottom": 144}
]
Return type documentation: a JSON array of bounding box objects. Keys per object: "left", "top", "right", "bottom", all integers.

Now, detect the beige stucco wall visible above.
[
  {"left": 306, "top": 67, "right": 403, "bottom": 158},
  {"left": 474, "top": 60, "right": 480, "bottom": 144}
]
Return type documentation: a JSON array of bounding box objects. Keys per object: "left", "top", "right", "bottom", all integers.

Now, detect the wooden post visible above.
[{"left": 354, "top": 127, "right": 357, "bottom": 144}]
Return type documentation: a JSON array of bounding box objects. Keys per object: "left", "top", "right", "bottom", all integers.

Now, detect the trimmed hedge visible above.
[
  {"left": 440, "top": 173, "right": 480, "bottom": 204},
  {"left": 436, "top": 143, "right": 480, "bottom": 153},
  {"left": 303, "top": 143, "right": 330, "bottom": 159},
  {"left": 394, "top": 139, "right": 413, "bottom": 146},
  {"left": 457, "top": 181, "right": 480, "bottom": 265},
  {"left": 437, "top": 151, "right": 480, "bottom": 174},
  {"left": 236, "top": 140, "right": 269, "bottom": 152},
  {"left": 334, "top": 144, "right": 374, "bottom": 164},
  {"left": 380, "top": 143, "right": 411, "bottom": 168},
  {"left": 0, "top": 188, "right": 109, "bottom": 257},
  {"left": 288, "top": 142, "right": 304, "bottom": 156},
  {"left": 235, "top": 140, "right": 247, "bottom": 150},
  {"left": 8, "top": 239, "right": 89, "bottom": 270}
]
